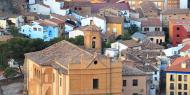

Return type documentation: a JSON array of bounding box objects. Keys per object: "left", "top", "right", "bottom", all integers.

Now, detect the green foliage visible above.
[
  {"left": 129, "top": 24, "right": 139, "bottom": 34},
  {"left": 118, "top": 29, "right": 131, "bottom": 40},
  {"left": 3, "top": 67, "right": 17, "bottom": 78},
  {"left": 163, "top": 27, "right": 170, "bottom": 44},
  {"left": 102, "top": 40, "right": 111, "bottom": 48},
  {"left": 0, "top": 35, "right": 84, "bottom": 69}
]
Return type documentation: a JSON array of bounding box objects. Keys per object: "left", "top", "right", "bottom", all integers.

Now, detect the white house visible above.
[
  {"left": 28, "top": 0, "right": 36, "bottom": 5},
  {"left": 68, "top": 29, "right": 84, "bottom": 38},
  {"left": 111, "top": 40, "right": 141, "bottom": 52},
  {"left": 163, "top": 44, "right": 183, "bottom": 57},
  {"left": 180, "top": 0, "right": 189, "bottom": 9},
  {"left": 29, "top": 4, "right": 51, "bottom": 15},
  {"left": 43, "top": 0, "right": 69, "bottom": 16},
  {"left": 81, "top": 16, "right": 106, "bottom": 32}
]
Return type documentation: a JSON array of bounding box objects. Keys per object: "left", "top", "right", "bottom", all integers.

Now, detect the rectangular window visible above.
[
  {"left": 170, "top": 91, "right": 174, "bottom": 95},
  {"left": 133, "top": 79, "right": 138, "bottom": 86},
  {"left": 178, "top": 92, "right": 182, "bottom": 95},
  {"left": 184, "top": 92, "right": 187, "bottom": 95},
  {"left": 33, "top": 27, "right": 37, "bottom": 31},
  {"left": 123, "top": 80, "right": 126, "bottom": 87},
  {"left": 184, "top": 75, "right": 187, "bottom": 81},
  {"left": 155, "top": 77, "right": 157, "bottom": 81},
  {"left": 93, "top": 79, "right": 99, "bottom": 89},
  {"left": 184, "top": 84, "right": 187, "bottom": 90},
  {"left": 170, "top": 83, "right": 174, "bottom": 90},
  {"left": 178, "top": 83, "right": 182, "bottom": 90},
  {"left": 155, "top": 27, "right": 160, "bottom": 31},
  {"left": 60, "top": 78, "right": 62, "bottom": 86},
  {"left": 178, "top": 75, "right": 182, "bottom": 81},
  {"left": 38, "top": 28, "right": 42, "bottom": 31},
  {"left": 144, "top": 27, "right": 149, "bottom": 31},
  {"left": 170, "top": 75, "right": 174, "bottom": 81}
]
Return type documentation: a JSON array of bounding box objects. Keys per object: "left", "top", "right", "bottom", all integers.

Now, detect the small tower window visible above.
[
  {"left": 92, "top": 37, "right": 96, "bottom": 48},
  {"left": 92, "top": 41, "right": 96, "bottom": 48}
]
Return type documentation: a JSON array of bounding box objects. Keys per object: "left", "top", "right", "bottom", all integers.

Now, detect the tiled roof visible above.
[
  {"left": 141, "top": 18, "right": 161, "bottom": 27},
  {"left": 166, "top": 56, "right": 190, "bottom": 72},
  {"left": 79, "top": 25, "right": 102, "bottom": 32},
  {"left": 25, "top": 40, "right": 94, "bottom": 66},
  {"left": 51, "top": 14, "right": 79, "bottom": 22},
  {"left": 145, "top": 31, "right": 165, "bottom": 37},
  {"left": 122, "top": 60, "right": 147, "bottom": 76},
  {"left": 106, "top": 16, "right": 124, "bottom": 24},
  {"left": 141, "top": 39, "right": 164, "bottom": 50},
  {"left": 91, "top": 3, "right": 130, "bottom": 13},
  {"left": 140, "top": 1, "right": 160, "bottom": 14},
  {"left": 119, "top": 39, "right": 141, "bottom": 48},
  {"left": 180, "top": 44, "right": 190, "bottom": 52},
  {"left": 45, "top": 18, "right": 64, "bottom": 25},
  {"left": 162, "top": 8, "right": 190, "bottom": 15}
]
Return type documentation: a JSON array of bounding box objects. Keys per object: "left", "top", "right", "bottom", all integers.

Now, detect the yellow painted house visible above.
[
  {"left": 106, "top": 16, "right": 124, "bottom": 37},
  {"left": 166, "top": 55, "right": 190, "bottom": 95},
  {"left": 24, "top": 25, "right": 122, "bottom": 95}
]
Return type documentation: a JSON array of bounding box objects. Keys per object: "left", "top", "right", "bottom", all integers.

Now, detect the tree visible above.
[
  {"left": 130, "top": 24, "right": 139, "bottom": 34},
  {"left": 120, "top": 29, "right": 131, "bottom": 40},
  {"left": 163, "top": 27, "right": 170, "bottom": 44},
  {"left": 3, "top": 67, "right": 17, "bottom": 78}
]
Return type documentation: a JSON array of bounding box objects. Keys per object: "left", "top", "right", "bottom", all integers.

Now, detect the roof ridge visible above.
[{"left": 62, "top": 40, "right": 94, "bottom": 56}]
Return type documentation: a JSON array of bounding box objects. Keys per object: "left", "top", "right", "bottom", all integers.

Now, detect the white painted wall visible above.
[
  {"left": 180, "top": 0, "right": 188, "bottom": 9},
  {"left": 0, "top": 20, "right": 7, "bottom": 29},
  {"left": 81, "top": 17, "right": 106, "bottom": 32},
  {"left": 29, "top": 0, "right": 36, "bottom": 4},
  {"left": 43, "top": 0, "right": 67, "bottom": 16},
  {"left": 111, "top": 42, "right": 128, "bottom": 52},
  {"left": 69, "top": 29, "right": 84, "bottom": 38},
  {"left": 29, "top": 4, "right": 51, "bottom": 15},
  {"left": 142, "top": 26, "right": 162, "bottom": 32},
  {"left": 65, "top": 24, "right": 74, "bottom": 33},
  {"left": 163, "top": 44, "right": 183, "bottom": 56}
]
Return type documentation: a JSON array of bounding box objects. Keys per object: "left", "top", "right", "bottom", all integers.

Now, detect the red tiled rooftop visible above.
[
  {"left": 141, "top": 18, "right": 161, "bottom": 27},
  {"left": 91, "top": 2, "right": 130, "bottom": 13},
  {"left": 180, "top": 44, "right": 190, "bottom": 52},
  {"left": 166, "top": 56, "right": 190, "bottom": 72}
]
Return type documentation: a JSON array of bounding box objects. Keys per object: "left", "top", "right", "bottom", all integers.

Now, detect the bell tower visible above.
[{"left": 83, "top": 20, "right": 102, "bottom": 50}]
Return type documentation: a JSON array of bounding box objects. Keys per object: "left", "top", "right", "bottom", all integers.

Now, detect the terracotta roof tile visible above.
[
  {"left": 141, "top": 18, "right": 161, "bottom": 27},
  {"left": 180, "top": 44, "right": 190, "bottom": 52},
  {"left": 166, "top": 56, "right": 190, "bottom": 72}
]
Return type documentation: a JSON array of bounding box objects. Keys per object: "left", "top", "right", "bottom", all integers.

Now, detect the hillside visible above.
[{"left": 0, "top": 0, "right": 27, "bottom": 14}]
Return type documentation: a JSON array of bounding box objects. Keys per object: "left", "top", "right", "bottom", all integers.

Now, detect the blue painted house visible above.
[{"left": 20, "top": 18, "right": 64, "bottom": 41}]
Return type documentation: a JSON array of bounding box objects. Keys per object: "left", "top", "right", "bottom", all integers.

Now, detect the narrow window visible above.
[
  {"left": 93, "top": 79, "right": 99, "bottom": 89},
  {"left": 178, "top": 75, "right": 182, "bottom": 81},
  {"left": 132, "top": 79, "right": 138, "bottom": 86},
  {"left": 60, "top": 78, "right": 62, "bottom": 86},
  {"left": 123, "top": 80, "right": 126, "bottom": 87}
]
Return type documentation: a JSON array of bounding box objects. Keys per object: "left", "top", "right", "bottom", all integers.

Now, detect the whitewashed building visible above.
[
  {"left": 43, "top": 0, "right": 69, "bottom": 16},
  {"left": 81, "top": 16, "right": 106, "bottom": 32},
  {"left": 29, "top": 4, "right": 51, "bottom": 15}
]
